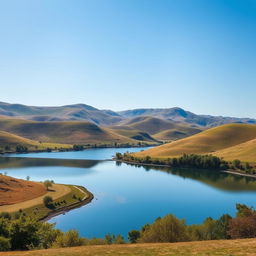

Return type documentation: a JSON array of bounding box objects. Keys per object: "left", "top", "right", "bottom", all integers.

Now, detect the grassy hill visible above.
[
  {"left": 2, "top": 239, "right": 256, "bottom": 256},
  {"left": 136, "top": 123, "right": 256, "bottom": 161},
  {"left": 0, "top": 130, "right": 71, "bottom": 152},
  {"left": 215, "top": 138, "right": 256, "bottom": 162},
  {"left": 0, "top": 117, "right": 137, "bottom": 145},
  {"left": 115, "top": 116, "right": 202, "bottom": 141}
]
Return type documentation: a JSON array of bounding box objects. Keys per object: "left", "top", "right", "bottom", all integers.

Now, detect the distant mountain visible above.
[
  {"left": 0, "top": 102, "right": 123, "bottom": 125},
  {"left": 118, "top": 108, "right": 256, "bottom": 127},
  {"left": 0, "top": 102, "right": 255, "bottom": 128}
]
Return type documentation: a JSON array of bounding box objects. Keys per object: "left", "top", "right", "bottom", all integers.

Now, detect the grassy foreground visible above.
[{"left": 0, "top": 239, "right": 256, "bottom": 256}]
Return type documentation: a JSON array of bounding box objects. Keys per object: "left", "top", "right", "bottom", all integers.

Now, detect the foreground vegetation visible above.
[
  {"left": 0, "top": 203, "right": 256, "bottom": 252},
  {"left": 1, "top": 239, "right": 256, "bottom": 256}
]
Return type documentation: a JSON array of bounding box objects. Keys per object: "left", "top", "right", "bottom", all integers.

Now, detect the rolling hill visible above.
[
  {"left": 119, "top": 107, "right": 256, "bottom": 127},
  {"left": 135, "top": 123, "right": 256, "bottom": 161},
  {"left": 0, "top": 102, "right": 255, "bottom": 129},
  {"left": 0, "top": 130, "right": 71, "bottom": 151},
  {"left": 0, "top": 117, "right": 136, "bottom": 145},
  {"left": 113, "top": 116, "right": 202, "bottom": 141},
  {"left": 215, "top": 138, "right": 256, "bottom": 162}
]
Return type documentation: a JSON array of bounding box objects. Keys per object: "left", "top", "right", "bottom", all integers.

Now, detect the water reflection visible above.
[{"left": 122, "top": 162, "right": 256, "bottom": 192}]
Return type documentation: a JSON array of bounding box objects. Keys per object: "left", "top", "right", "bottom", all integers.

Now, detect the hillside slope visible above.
[
  {"left": 115, "top": 116, "right": 202, "bottom": 140},
  {"left": 136, "top": 124, "right": 256, "bottom": 158},
  {"left": 215, "top": 138, "right": 256, "bottom": 162},
  {"left": 1, "top": 239, "right": 256, "bottom": 256},
  {"left": 0, "top": 130, "right": 70, "bottom": 151},
  {"left": 0, "top": 175, "right": 46, "bottom": 205},
  {"left": 0, "top": 118, "right": 135, "bottom": 145}
]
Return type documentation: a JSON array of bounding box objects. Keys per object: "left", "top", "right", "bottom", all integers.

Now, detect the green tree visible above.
[
  {"left": 43, "top": 180, "right": 53, "bottom": 191},
  {"left": 43, "top": 196, "right": 53, "bottom": 208},
  {"left": 128, "top": 230, "right": 140, "bottom": 243}
]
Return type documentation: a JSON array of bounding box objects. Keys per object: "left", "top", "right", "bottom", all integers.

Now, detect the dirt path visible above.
[{"left": 0, "top": 184, "right": 71, "bottom": 213}]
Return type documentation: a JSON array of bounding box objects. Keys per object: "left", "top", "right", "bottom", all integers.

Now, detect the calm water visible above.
[{"left": 1, "top": 147, "right": 256, "bottom": 238}]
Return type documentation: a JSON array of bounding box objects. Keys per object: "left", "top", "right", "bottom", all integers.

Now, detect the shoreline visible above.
[
  {"left": 116, "top": 159, "right": 256, "bottom": 179},
  {"left": 42, "top": 187, "right": 94, "bottom": 222},
  {"left": 0, "top": 144, "right": 158, "bottom": 156}
]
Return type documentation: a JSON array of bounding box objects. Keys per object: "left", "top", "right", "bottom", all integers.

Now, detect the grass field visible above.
[
  {"left": 136, "top": 124, "right": 256, "bottom": 162},
  {"left": 1, "top": 238, "right": 256, "bottom": 255}
]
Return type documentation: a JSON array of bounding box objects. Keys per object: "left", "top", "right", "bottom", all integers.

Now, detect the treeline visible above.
[
  {"left": 115, "top": 153, "right": 256, "bottom": 172},
  {"left": 127, "top": 204, "right": 256, "bottom": 243}
]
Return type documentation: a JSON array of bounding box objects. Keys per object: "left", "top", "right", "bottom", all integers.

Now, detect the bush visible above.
[
  {"left": 139, "top": 214, "right": 188, "bottom": 243},
  {"left": 0, "top": 236, "right": 11, "bottom": 251},
  {"left": 128, "top": 230, "right": 140, "bottom": 243},
  {"left": 43, "top": 196, "right": 53, "bottom": 208},
  {"left": 54, "top": 230, "right": 84, "bottom": 248}
]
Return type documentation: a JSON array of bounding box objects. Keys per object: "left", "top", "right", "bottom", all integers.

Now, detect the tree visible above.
[
  {"left": 43, "top": 196, "right": 53, "bottom": 208},
  {"left": 44, "top": 180, "right": 53, "bottom": 191},
  {"left": 128, "top": 230, "right": 140, "bottom": 243},
  {"left": 140, "top": 214, "right": 188, "bottom": 243}
]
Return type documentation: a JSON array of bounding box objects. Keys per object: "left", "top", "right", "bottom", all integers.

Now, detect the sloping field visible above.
[
  {"left": 215, "top": 138, "right": 256, "bottom": 162},
  {"left": 116, "top": 116, "right": 202, "bottom": 140},
  {"left": 0, "top": 117, "right": 135, "bottom": 144},
  {"left": 0, "top": 130, "right": 70, "bottom": 150},
  {"left": 0, "top": 175, "right": 46, "bottom": 206},
  {"left": 136, "top": 124, "right": 256, "bottom": 159},
  {"left": 1, "top": 239, "right": 256, "bottom": 256}
]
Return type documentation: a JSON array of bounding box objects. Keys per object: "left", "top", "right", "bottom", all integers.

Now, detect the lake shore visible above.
[{"left": 115, "top": 159, "right": 256, "bottom": 179}]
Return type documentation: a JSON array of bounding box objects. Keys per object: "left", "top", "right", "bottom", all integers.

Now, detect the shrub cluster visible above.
[{"left": 128, "top": 204, "right": 256, "bottom": 243}]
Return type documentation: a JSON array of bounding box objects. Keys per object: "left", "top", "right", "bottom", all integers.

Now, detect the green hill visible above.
[{"left": 136, "top": 124, "right": 256, "bottom": 160}]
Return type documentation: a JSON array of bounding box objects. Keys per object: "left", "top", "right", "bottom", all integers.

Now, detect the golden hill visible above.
[
  {"left": 0, "top": 130, "right": 70, "bottom": 151},
  {"left": 0, "top": 117, "right": 136, "bottom": 145},
  {"left": 215, "top": 138, "right": 256, "bottom": 162},
  {"left": 116, "top": 116, "right": 202, "bottom": 140},
  {"left": 135, "top": 124, "right": 256, "bottom": 161}
]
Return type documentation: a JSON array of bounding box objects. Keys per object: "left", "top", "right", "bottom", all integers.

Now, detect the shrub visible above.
[
  {"left": 43, "top": 196, "right": 53, "bottom": 208},
  {"left": 0, "top": 236, "right": 11, "bottom": 251}
]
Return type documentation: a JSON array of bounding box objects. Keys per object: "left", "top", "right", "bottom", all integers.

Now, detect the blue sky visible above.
[{"left": 0, "top": 0, "right": 255, "bottom": 117}]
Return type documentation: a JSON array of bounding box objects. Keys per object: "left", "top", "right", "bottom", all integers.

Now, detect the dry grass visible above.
[
  {"left": 215, "top": 138, "right": 256, "bottom": 162},
  {"left": 136, "top": 124, "right": 256, "bottom": 161},
  {"left": 1, "top": 239, "right": 256, "bottom": 255},
  {"left": 0, "top": 117, "right": 135, "bottom": 145},
  {"left": 0, "top": 175, "right": 46, "bottom": 206},
  {"left": 0, "top": 184, "right": 70, "bottom": 213}
]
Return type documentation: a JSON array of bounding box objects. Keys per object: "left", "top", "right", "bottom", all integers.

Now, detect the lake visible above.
[{"left": 1, "top": 147, "right": 256, "bottom": 238}]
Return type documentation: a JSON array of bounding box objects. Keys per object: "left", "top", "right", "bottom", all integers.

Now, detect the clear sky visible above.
[{"left": 0, "top": 0, "right": 255, "bottom": 117}]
